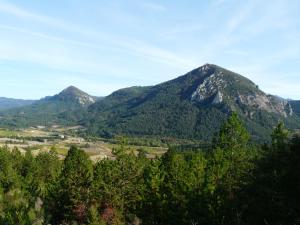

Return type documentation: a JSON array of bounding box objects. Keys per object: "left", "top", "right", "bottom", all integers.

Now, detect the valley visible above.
[{"left": 0, "top": 126, "right": 167, "bottom": 161}]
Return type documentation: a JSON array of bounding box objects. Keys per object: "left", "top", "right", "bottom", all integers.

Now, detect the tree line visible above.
[{"left": 0, "top": 113, "right": 299, "bottom": 224}]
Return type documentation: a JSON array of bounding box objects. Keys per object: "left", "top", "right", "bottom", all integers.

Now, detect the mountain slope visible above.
[
  {"left": 0, "top": 97, "right": 35, "bottom": 110},
  {"left": 85, "top": 64, "right": 300, "bottom": 141},
  {"left": 0, "top": 86, "right": 98, "bottom": 127},
  {"left": 290, "top": 100, "right": 300, "bottom": 116}
]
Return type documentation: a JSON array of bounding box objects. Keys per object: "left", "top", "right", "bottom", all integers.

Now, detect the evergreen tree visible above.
[
  {"left": 271, "top": 121, "right": 289, "bottom": 151},
  {"left": 210, "top": 112, "right": 253, "bottom": 224},
  {"left": 215, "top": 112, "right": 250, "bottom": 150},
  {"left": 48, "top": 146, "right": 93, "bottom": 224}
]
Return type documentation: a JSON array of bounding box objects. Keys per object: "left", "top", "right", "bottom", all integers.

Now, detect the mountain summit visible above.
[
  {"left": 0, "top": 86, "right": 98, "bottom": 127},
  {"left": 52, "top": 86, "right": 97, "bottom": 106},
  {"left": 188, "top": 64, "right": 293, "bottom": 117}
]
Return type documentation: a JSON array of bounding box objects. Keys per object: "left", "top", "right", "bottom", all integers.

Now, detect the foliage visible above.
[{"left": 0, "top": 117, "right": 300, "bottom": 224}]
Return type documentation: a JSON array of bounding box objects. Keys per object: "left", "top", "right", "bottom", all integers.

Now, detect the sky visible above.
[{"left": 0, "top": 0, "right": 299, "bottom": 99}]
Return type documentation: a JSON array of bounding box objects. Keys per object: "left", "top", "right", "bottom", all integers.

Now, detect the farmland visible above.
[{"left": 0, "top": 126, "right": 167, "bottom": 161}]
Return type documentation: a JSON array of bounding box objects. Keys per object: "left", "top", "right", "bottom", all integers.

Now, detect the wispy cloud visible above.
[
  {"left": 160, "top": 24, "right": 205, "bottom": 41},
  {"left": 226, "top": 1, "right": 256, "bottom": 33},
  {"left": 140, "top": 2, "right": 166, "bottom": 12},
  {"left": 224, "top": 49, "right": 249, "bottom": 56},
  {"left": 121, "top": 40, "right": 197, "bottom": 68},
  {"left": 212, "top": 0, "right": 226, "bottom": 6},
  {"left": 0, "top": 1, "right": 74, "bottom": 30},
  {"left": 0, "top": 1, "right": 195, "bottom": 71},
  {"left": 0, "top": 24, "right": 96, "bottom": 48},
  {"left": 0, "top": 0, "right": 299, "bottom": 99}
]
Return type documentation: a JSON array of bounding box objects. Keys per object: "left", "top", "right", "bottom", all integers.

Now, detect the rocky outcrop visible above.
[
  {"left": 212, "top": 91, "right": 223, "bottom": 104},
  {"left": 191, "top": 71, "right": 226, "bottom": 103},
  {"left": 190, "top": 65, "right": 293, "bottom": 117},
  {"left": 55, "top": 86, "right": 97, "bottom": 106},
  {"left": 236, "top": 93, "right": 293, "bottom": 117}
]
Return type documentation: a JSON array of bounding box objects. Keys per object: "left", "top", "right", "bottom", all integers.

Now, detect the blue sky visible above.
[{"left": 0, "top": 0, "right": 299, "bottom": 99}]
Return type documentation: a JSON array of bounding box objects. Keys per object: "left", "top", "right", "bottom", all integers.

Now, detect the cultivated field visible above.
[{"left": 0, "top": 126, "right": 167, "bottom": 161}]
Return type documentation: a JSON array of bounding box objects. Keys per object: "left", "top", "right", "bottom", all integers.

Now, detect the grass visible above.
[
  {"left": 104, "top": 142, "right": 167, "bottom": 155},
  {"left": 0, "top": 129, "right": 23, "bottom": 137},
  {"left": 54, "top": 147, "right": 69, "bottom": 156}
]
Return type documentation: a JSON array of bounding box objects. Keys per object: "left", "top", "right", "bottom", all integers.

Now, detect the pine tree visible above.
[
  {"left": 271, "top": 121, "right": 289, "bottom": 151},
  {"left": 215, "top": 112, "right": 250, "bottom": 150},
  {"left": 210, "top": 112, "right": 253, "bottom": 224},
  {"left": 49, "top": 146, "right": 93, "bottom": 224}
]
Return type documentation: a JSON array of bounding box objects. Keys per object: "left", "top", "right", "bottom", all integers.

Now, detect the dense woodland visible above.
[{"left": 0, "top": 113, "right": 299, "bottom": 225}]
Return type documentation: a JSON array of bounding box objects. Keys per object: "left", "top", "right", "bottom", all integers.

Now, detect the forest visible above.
[{"left": 0, "top": 113, "right": 299, "bottom": 225}]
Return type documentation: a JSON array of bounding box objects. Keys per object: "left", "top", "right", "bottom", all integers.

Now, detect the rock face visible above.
[
  {"left": 212, "top": 91, "right": 223, "bottom": 104},
  {"left": 191, "top": 70, "right": 226, "bottom": 103},
  {"left": 236, "top": 94, "right": 293, "bottom": 117},
  {"left": 190, "top": 64, "right": 293, "bottom": 117}
]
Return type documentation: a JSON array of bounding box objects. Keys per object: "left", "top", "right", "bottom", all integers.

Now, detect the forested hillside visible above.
[
  {"left": 290, "top": 100, "right": 300, "bottom": 116},
  {"left": 85, "top": 64, "right": 300, "bottom": 142},
  {"left": 0, "top": 86, "right": 97, "bottom": 127},
  {"left": 0, "top": 113, "right": 299, "bottom": 225}
]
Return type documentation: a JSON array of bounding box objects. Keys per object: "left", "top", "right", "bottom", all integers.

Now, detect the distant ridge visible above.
[
  {"left": 0, "top": 97, "right": 35, "bottom": 110},
  {"left": 0, "top": 86, "right": 100, "bottom": 127}
]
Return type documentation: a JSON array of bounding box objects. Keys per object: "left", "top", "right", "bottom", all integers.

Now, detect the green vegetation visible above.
[
  {"left": 1, "top": 65, "right": 300, "bottom": 143},
  {"left": 290, "top": 100, "right": 300, "bottom": 116},
  {"left": 0, "top": 86, "right": 94, "bottom": 128},
  {"left": 84, "top": 64, "right": 300, "bottom": 142},
  {"left": 0, "top": 113, "right": 299, "bottom": 224}
]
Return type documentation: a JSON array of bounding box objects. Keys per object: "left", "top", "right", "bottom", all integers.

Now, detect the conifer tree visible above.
[{"left": 49, "top": 146, "right": 93, "bottom": 224}]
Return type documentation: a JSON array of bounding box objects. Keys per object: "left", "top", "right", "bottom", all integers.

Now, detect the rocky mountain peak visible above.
[
  {"left": 190, "top": 64, "right": 293, "bottom": 117},
  {"left": 191, "top": 66, "right": 227, "bottom": 103},
  {"left": 55, "top": 86, "right": 96, "bottom": 106}
]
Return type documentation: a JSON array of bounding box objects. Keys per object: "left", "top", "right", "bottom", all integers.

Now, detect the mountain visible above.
[
  {"left": 0, "top": 64, "right": 299, "bottom": 142},
  {"left": 49, "top": 86, "right": 98, "bottom": 106},
  {"left": 85, "top": 64, "right": 300, "bottom": 141},
  {"left": 0, "top": 86, "right": 98, "bottom": 127},
  {"left": 0, "top": 97, "right": 35, "bottom": 110}
]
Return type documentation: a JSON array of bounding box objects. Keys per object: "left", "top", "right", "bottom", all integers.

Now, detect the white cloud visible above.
[
  {"left": 224, "top": 49, "right": 249, "bottom": 56},
  {"left": 0, "top": 1, "right": 75, "bottom": 31},
  {"left": 0, "top": 37, "right": 131, "bottom": 78},
  {"left": 0, "top": 0, "right": 299, "bottom": 99},
  {"left": 212, "top": 0, "right": 226, "bottom": 6},
  {"left": 0, "top": 1, "right": 196, "bottom": 71},
  {"left": 140, "top": 2, "right": 166, "bottom": 12},
  {"left": 0, "top": 24, "right": 96, "bottom": 48},
  {"left": 226, "top": 1, "right": 256, "bottom": 33}
]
